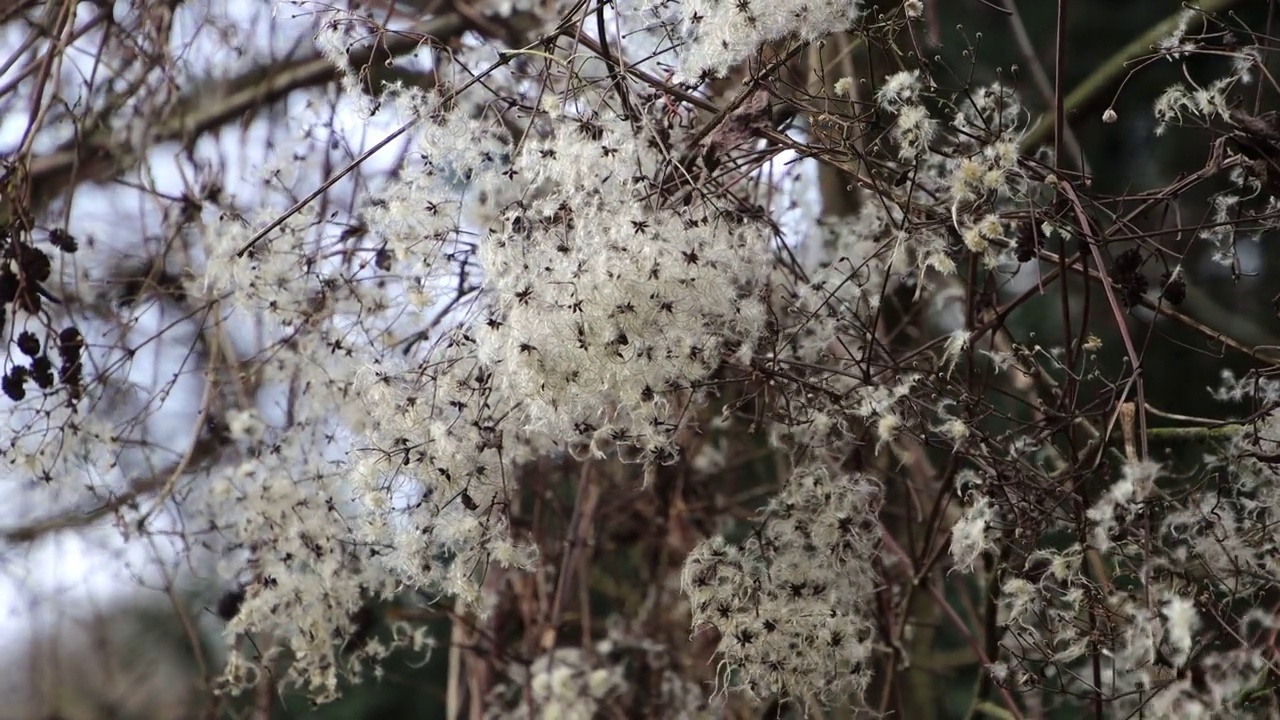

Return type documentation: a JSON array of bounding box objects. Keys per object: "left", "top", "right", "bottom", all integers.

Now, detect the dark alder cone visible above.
[
  {"left": 1160, "top": 271, "right": 1187, "bottom": 306},
  {"left": 15, "top": 243, "right": 51, "bottom": 283},
  {"left": 0, "top": 269, "right": 16, "bottom": 303},
  {"left": 57, "top": 326, "right": 83, "bottom": 359},
  {"left": 1113, "top": 247, "right": 1142, "bottom": 273},
  {"left": 57, "top": 326, "right": 84, "bottom": 400},
  {"left": 15, "top": 330, "right": 39, "bottom": 357},
  {"left": 1014, "top": 223, "right": 1039, "bottom": 263},
  {"left": 29, "top": 355, "right": 54, "bottom": 389},
  {"left": 1110, "top": 248, "right": 1149, "bottom": 308},
  {"left": 2, "top": 365, "right": 28, "bottom": 401},
  {"left": 47, "top": 228, "right": 78, "bottom": 253},
  {"left": 215, "top": 587, "right": 246, "bottom": 621}
]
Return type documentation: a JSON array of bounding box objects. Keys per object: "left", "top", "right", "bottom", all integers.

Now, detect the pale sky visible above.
[{"left": 0, "top": 0, "right": 421, "bottom": 668}]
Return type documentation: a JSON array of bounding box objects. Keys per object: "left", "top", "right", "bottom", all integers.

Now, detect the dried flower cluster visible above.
[
  {"left": 485, "top": 627, "right": 722, "bottom": 719},
  {"left": 4, "top": 0, "right": 1280, "bottom": 718},
  {"left": 684, "top": 464, "right": 880, "bottom": 701}
]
